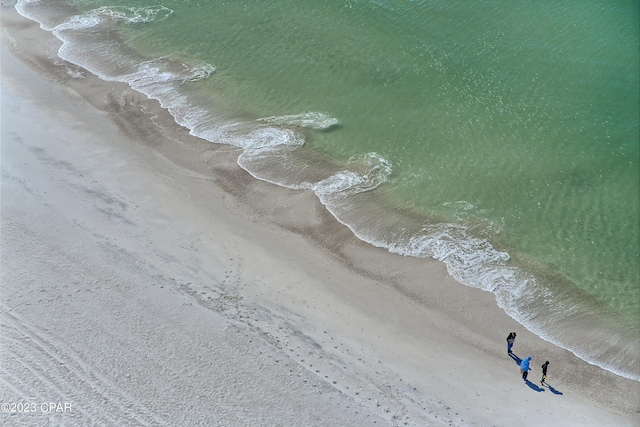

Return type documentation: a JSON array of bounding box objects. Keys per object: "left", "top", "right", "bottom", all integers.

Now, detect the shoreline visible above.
[
  {"left": 11, "top": 0, "right": 640, "bottom": 382},
  {"left": 2, "top": 3, "right": 639, "bottom": 426}
]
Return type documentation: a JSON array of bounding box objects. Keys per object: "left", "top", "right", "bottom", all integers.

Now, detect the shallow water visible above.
[{"left": 16, "top": 0, "right": 639, "bottom": 380}]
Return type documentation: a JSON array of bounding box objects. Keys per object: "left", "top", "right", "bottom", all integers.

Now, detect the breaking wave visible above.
[
  {"left": 14, "top": 0, "right": 639, "bottom": 381},
  {"left": 258, "top": 112, "right": 340, "bottom": 130}
]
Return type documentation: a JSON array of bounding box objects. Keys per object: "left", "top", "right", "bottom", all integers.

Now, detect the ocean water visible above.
[{"left": 15, "top": 0, "right": 639, "bottom": 380}]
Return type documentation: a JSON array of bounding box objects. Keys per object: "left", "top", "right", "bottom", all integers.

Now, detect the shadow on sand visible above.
[
  {"left": 543, "top": 383, "right": 563, "bottom": 395},
  {"left": 524, "top": 379, "right": 545, "bottom": 392},
  {"left": 510, "top": 353, "right": 563, "bottom": 394},
  {"left": 509, "top": 352, "right": 522, "bottom": 365}
]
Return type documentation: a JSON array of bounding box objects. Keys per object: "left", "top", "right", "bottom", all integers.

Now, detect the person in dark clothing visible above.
[
  {"left": 506, "top": 332, "right": 516, "bottom": 354},
  {"left": 541, "top": 361, "right": 549, "bottom": 384}
]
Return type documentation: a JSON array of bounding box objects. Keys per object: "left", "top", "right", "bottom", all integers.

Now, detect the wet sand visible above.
[{"left": 1, "top": 3, "right": 638, "bottom": 426}]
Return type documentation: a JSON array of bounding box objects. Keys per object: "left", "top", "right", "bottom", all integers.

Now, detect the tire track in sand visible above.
[{"left": 1, "top": 308, "right": 167, "bottom": 426}]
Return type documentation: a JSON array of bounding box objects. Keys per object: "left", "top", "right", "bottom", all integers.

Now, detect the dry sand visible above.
[{"left": 1, "top": 4, "right": 639, "bottom": 426}]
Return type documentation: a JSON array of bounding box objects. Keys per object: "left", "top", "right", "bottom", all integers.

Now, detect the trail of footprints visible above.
[
  {"left": 170, "top": 259, "right": 462, "bottom": 426},
  {"left": 1, "top": 248, "right": 465, "bottom": 426}
]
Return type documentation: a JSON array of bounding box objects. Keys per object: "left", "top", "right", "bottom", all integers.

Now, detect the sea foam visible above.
[{"left": 15, "top": 0, "right": 639, "bottom": 382}]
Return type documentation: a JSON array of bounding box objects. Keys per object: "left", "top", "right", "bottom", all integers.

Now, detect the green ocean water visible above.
[{"left": 16, "top": 0, "right": 639, "bottom": 379}]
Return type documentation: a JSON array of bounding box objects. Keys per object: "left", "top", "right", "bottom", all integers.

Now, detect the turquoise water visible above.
[{"left": 16, "top": 0, "right": 639, "bottom": 379}]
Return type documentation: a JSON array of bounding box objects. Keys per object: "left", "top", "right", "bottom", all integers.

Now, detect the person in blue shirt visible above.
[{"left": 520, "top": 356, "right": 531, "bottom": 380}]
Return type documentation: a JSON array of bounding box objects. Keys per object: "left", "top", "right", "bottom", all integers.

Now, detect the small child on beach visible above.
[{"left": 541, "top": 361, "right": 549, "bottom": 384}]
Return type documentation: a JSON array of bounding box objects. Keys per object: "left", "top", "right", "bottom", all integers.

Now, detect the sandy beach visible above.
[{"left": 1, "top": 3, "right": 639, "bottom": 426}]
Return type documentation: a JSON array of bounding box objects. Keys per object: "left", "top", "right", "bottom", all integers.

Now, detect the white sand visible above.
[{"left": 1, "top": 4, "right": 638, "bottom": 426}]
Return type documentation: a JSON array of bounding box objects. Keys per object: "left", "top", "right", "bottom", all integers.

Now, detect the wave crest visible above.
[
  {"left": 181, "top": 63, "right": 216, "bottom": 84},
  {"left": 99, "top": 5, "right": 174, "bottom": 24},
  {"left": 258, "top": 112, "right": 340, "bottom": 130},
  {"left": 314, "top": 153, "right": 392, "bottom": 200}
]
